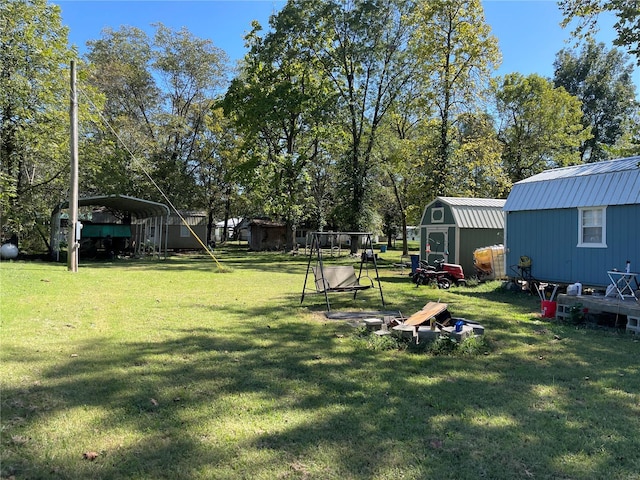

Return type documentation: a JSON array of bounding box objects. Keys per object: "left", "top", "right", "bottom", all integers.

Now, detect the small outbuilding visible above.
[
  {"left": 165, "top": 211, "right": 207, "bottom": 250},
  {"left": 419, "top": 197, "right": 506, "bottom": 276},
  {"left": 248, "top": 219, "right": 286, "bottom": 251},
  {"left": 503, "top": 156, "right": 640, "bottom": 287}
]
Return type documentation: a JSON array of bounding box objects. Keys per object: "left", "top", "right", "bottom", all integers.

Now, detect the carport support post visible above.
[{"left": 68, "top": 60, "right": 79, "bottom": 272}]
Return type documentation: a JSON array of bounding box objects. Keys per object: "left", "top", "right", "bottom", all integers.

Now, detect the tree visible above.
[
  {"left": 85, "top": 26, "right": 160, "bottom": 199},
  {"left": 283, "top": 0, "right": 417, "bottom": 244},
  {"left": 559, "top": 0, "right": 640, "bottom": 65},
  {"left": 554, "top": 39, "right": 637, "bottom": 162},
  {"left": 151, "top": 24, "right": 229, "bottom": 207},
  {"left": 374, "top": 77, "right": 432, "bottom": 255},
  {"left": 408, "top": 0, "right": 501, "bottom": 196},
  {"left": 610, "top": 107, "right": 640, "bottom": 156},
  {"left": 86, "top": 24, "right": 229, "bottom": 210},
  {"left": 0, "top": 0, "right": 74, "bottom": 251},
  {"left": 449, "top": 111, "right": 508, "bottom": 198},
  {"left": 196, "top": 107, "right": 244, "bottom": 244},
  {"left": 222, "top": 16, "right": 337, "bottom": 250},
  {"left": 493, "top": 73, "right": 591, "bottom": 183}
]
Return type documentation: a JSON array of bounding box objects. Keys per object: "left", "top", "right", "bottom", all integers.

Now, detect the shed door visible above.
[{"left": 425, "top": 227, "right": 448, "bottom": 264}]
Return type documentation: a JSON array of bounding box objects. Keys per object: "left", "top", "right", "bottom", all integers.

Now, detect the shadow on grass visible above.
[{"left": 2, "top": 264, "right": 639, "bottom": 479}]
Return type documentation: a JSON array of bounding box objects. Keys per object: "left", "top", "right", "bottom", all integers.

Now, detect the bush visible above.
[
  {"left": 457, "top": 334, "right": 490, "bottom": 356},
  {"left": 428, "top": 335, "right": 459, "bottom": 355},
  {"left": 351, "top": 327, "right": 406, "bottom": 351},
  {"left": 351, "top": 326, "right": 491, "bottom": 356}
]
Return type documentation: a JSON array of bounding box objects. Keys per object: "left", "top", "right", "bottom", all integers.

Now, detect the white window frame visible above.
[
  {"left": 431, "top": 207, "right": 445, "bottom": 224},
  {"left": 577, "top": 206, "right": 607, "bottom": 248}
]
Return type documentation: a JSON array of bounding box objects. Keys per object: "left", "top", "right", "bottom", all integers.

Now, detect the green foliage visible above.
[
  {"left": 559, "top": 0, "right": 640, "bottom": 65},
  {"left": 85, "top": 23, "right": 230, "bottom": 210},
  {"left": 408, "top": 0, "right": 501, "bottom": 196},
  {"left": 457, "top": 334, "right": 490, "bottom": 355},
  {"left": 428, "top": 335, "right": 460, "bottom": 355},
  {"left": 493, "top": 73, "right": 591, "bottom": 183},
  {"left": 352, "top": 326, "right": 491, "bottom": 357},
  {"left": 568, "top": 303, "right": 586, "bottom": 324},
  {"left": 352, "top": 329, "right": 406, "bottom": 351},
  {"left": 0, "top": 0, "right": 74, "bottom": 250},
  {"left": 554, "top": 39, "right": 637, "bottom": 163}
]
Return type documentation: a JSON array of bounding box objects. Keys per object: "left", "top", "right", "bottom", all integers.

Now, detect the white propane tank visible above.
[{"left": 0, "top": 243, "right": 18, "bottom": 260}]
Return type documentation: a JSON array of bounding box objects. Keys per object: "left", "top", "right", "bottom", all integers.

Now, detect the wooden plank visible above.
[{"left": 404, "top": 302, "right": 448, "bottom": 326}]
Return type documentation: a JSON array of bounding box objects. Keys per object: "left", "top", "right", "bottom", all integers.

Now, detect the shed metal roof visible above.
[
  {"left": 53, "top": 194, "right": 170, "bottom": 219},
  {"left": 504, "top": 156, "right": 640, "bottom": 212},
  {"left": 429, "top": 197, "right": 506, "bottom": 229}
]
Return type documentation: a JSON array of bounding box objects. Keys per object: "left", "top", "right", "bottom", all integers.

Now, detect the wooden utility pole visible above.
[{"left": 68, "top": 60, "right": 79, "bottom": 272}]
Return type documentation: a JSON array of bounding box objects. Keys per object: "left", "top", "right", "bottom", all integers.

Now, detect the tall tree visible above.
[
  {"left": 493, "top": 73, "right": 591, "bottom": 183},
  {"left": 222, "top": 17, "right": 335, "bottom": 250},
  {"left": 449, "top": 111, "right": 508, "bottom": 198},
  {"left": 280, "top": 0, "right": 417, "bottom": 242},
  {"left": 196, "top": 107, "right": 244, "bottom": 244},
  {"left": 374, "top": 77, "right": 432, "bottom": 255},
  {"left": 559, "top": 0, "right": 640, "bottom": 65},
  {"left": 408, "top": 0, "right": 501, "bottom": 196},
  {"left": 85, "top": 26, "right": 160, "bottom": 199},
  {"left": 554, "top": 39, "right": 637, "bottom": 162},
  {"left": 151, "top": 24, "right": 229, "bottom": 206},
  {"left": 611, "top": 107, "right": 640, "bottom": 156},
  {"left": 86, "top": 24, "right": 229, "bottom": 210},
  {"left": 0, "top": 0, "right": 74, "bottom": 251}
]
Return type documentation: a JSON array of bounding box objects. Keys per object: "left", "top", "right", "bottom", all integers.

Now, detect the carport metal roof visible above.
[{"left": 53, "top": 194, "right": 170, "bottom": 219}]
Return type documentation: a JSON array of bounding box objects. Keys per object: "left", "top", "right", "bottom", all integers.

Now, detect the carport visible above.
[{"left": 51, "top": 194, "right": 170, "bottom": 261}]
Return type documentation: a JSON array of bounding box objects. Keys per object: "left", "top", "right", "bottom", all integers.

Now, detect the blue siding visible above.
[{"left": 506, "top": 204, "right": 639, "bottom": 287}]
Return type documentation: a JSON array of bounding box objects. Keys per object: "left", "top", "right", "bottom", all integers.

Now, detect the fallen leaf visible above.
[
  {"left": 11, "top": 435, "right": 29, "bottom": 445},
  {"left": 83, "top": 451, "right": 99, "bottom": 461},
  {"left": 150, "top": 398, "right": 159, "bottom": 406},
  {"left": 70, "top": 354, "right": 78, "bottom": 358}
]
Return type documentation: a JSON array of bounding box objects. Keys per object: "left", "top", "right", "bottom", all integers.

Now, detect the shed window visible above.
[
  {"left": 431, "top": 207, "right": 444, "bottom": 223},
  {"left": 578, "top": 207, "right": 606, "bottom": 248},
  {"left": 180, "top": 225, "right": 190, "bottom": 238}
]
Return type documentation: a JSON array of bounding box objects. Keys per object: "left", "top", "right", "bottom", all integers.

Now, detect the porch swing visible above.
[{"left": 300, "top": 232, "right": 385, "bottom": 311}]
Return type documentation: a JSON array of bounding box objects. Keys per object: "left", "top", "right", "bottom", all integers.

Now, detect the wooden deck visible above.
[{"left": 556, "top": 293, "right": 640, "bottom": 321}]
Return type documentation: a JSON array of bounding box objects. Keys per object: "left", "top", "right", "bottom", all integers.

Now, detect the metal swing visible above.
[{"left": 300, "top": 232, "right": 385, "bottom": 311}]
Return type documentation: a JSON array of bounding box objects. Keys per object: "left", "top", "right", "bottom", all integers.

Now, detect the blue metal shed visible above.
[{"left": 504, "top": 156, "right": 640, "bottom": 287}]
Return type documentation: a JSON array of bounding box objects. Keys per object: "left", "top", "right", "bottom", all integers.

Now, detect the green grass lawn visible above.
[{"left": 1, "top": 247, "right": 639, "bottom": 480}]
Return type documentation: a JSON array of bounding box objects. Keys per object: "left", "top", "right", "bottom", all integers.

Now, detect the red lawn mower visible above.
[{"left": 410, "top": 258, "right": 466, "bottom": 289}]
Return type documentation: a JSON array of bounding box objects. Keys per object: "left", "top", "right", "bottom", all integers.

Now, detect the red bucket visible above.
[{"left": 541, "top": 300, "right": 557, "bottom": 318}]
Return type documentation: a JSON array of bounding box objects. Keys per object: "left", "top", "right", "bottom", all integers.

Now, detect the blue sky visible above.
[{"left": 55, "top": 0, "right": 639, "bottom": 91}]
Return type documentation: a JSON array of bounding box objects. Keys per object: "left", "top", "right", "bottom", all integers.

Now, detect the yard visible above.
[{"left": 1, "top": 246, "right": 639, "bottom": 479}]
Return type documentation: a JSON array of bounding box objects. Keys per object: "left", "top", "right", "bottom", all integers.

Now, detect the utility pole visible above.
[{"left": 68, "top": 60, "right": 79, "bottom": 272}]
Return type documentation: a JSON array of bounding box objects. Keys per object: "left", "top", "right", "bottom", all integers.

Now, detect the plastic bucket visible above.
[
  {"left": 380, "top": 245, "right": 387, "bottom": 253},
  {"left": 541, "top": 300, "right": 557, "bottom": 318}
]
